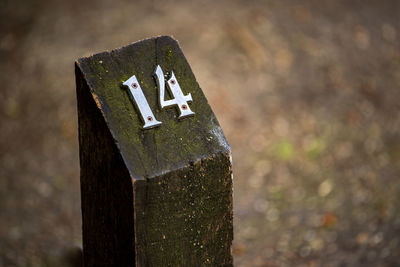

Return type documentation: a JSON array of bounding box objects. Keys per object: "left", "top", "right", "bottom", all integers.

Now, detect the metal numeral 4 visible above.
[
  {"left": 154, "top": 65, "right": 195, "bottom": 118},
  {"left": 123, "top": 65, "right": 194, "bottom": 129}
]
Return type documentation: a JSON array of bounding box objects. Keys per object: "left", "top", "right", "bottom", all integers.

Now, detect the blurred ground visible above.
[{"left": 1, "top": 0, "right": 400, "bottom": 266}]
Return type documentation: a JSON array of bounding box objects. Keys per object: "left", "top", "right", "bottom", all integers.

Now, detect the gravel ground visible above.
[{"left": 1, "top": 0, "right": 400, "bottom": 266}]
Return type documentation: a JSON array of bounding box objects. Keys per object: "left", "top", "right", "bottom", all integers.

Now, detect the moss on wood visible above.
[{"left": 77, "top": 36, "right": 229, "bottom": 180}]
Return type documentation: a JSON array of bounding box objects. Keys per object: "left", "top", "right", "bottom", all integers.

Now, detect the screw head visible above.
[
  {"left": 170, "top": 80, "right": 176, "bottom": 85},
  {"left": 147, "top": 116, "right": 153, "bottom": 121},
  {"left": 132, "top": 83, "right": 138, "bottom": 89},
  {"left": 181, "top": 104, "right": 188, "bottom": 110}
]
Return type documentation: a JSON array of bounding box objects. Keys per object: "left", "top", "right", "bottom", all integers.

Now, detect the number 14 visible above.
[{"left": 123, "top": 65, "right": 195, "bottom": 129}]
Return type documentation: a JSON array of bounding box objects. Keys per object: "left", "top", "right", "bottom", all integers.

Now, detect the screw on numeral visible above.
[
  {"left": 181, "top": 104, "right": 188, "bottom": 110},
  {"left": 147, "top": 116, "right": 153, "bottom": 121},
  {"left": 170, "top": 79, "right": 176, "bottom": 85},
  {"left": 132, "top": 83, "right": 138, "bottom": 89}
]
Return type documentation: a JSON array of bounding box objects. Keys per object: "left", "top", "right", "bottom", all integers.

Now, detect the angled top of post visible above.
[{"left": 75, "top": 36, "right": 230, "bottom": 180}]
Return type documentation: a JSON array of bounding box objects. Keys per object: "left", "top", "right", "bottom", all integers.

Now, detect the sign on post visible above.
[{"left": 75, "top": 36, "right": 233, "bottom": 266}]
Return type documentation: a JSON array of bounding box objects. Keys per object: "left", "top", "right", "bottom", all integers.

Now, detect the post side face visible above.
[
  {"left": 76, "top": 36, "right": 230, "bottom": 180},
  {"left": 134, "top": 152, "right": 233, "bottom": 266},
  {"left": 76, "top": 65, "right": 135, "bottom": 266}
]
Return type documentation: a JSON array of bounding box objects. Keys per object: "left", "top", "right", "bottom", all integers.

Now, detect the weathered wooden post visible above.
[{"left": 75, "top": 36, "right": 233, "bottom": 266}]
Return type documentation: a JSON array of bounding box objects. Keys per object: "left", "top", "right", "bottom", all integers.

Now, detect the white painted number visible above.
[{"left": 123, "top": 65, "right": 194, "bottom": 129}]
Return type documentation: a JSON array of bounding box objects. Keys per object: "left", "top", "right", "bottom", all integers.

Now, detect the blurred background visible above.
[{"left": 1, "top": 0, "right": 400, "bottom": 266}]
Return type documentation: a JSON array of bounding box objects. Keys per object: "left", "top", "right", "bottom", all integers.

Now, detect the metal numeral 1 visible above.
[
  {"left": 154, "top": 65, "right": 195, "bottom": 118},
  {"left": 122, "top": 75, "right": 162, "bottom": 129}
]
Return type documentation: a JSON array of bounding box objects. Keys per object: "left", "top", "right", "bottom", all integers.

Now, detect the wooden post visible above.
[{"left": 75, "top": 36, "right": 233, "bottom": 266}]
